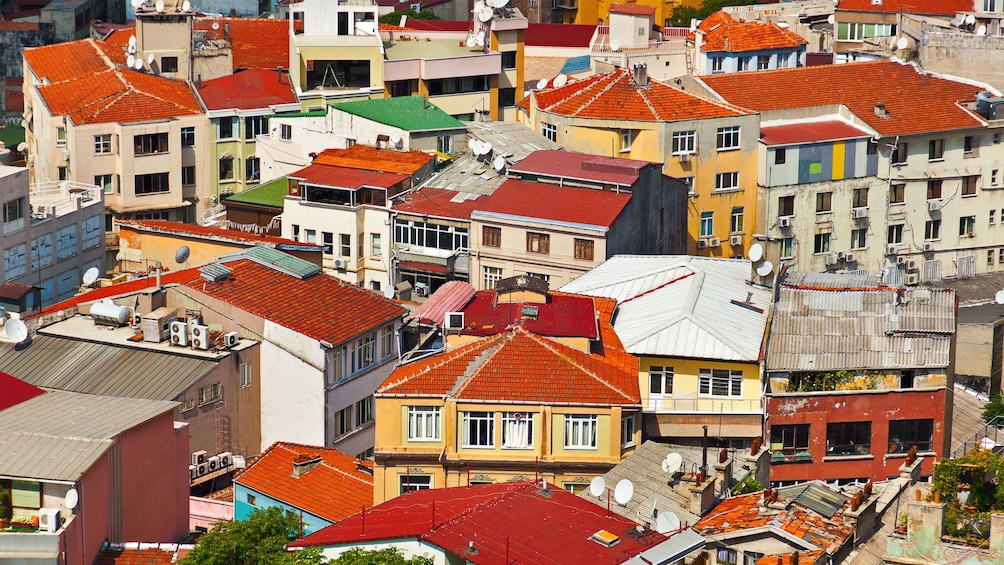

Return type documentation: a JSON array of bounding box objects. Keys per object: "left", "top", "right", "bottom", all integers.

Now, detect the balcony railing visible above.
[{"left": 643, "top": 396, "right": 761, "bottom": 414}]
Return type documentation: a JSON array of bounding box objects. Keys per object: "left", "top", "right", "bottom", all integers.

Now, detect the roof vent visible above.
[
  {"left": 200, "top": 262, "right": 231, "bottom": 282},
  {"left": 292, "top": 453, "right": 323, "bottom": 477},
  {"left": 589, "top": 530, "right": 621, "bottom": 547},
  {"left": 874, "top": 101, "right": 888, "bottom": 118}
]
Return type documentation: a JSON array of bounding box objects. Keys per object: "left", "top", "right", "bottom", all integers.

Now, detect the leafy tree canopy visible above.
[
  {"left": 332, "top": 547, "right": 434, "bottom": 565},
  {"left": 179, "top": 507, "right": 325, "bottom": 565},
  {"left": 379, "top": 9, "right": 441, "bottom": 25}
]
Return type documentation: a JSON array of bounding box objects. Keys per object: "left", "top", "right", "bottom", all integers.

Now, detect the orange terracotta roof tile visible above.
[
  {"left": 197, "top": 68, "right": 297, "bottom": 110},
  {"left": 378, "top": 326, "right": 640, "bottom": 405},
  {"left": 695, "top": 11, "right": 806, "bottom": 52},
  {"left": 700, "top": 60, "right": 985, "bottom": 137},
  {"left": 836, "top": 0, "right": 971, "bottom": 14},
  {"left": 102, "top": 27, "right": 135, "bottom": 48},
  {"left": 94, "top": 546, "right": 192, "bottom": 565},
  {"left": 194, "top": 18, "right": 289, "bottom": 71},
  {"left": 313, "top": 146, "right": 434, "bottom": 177},
  {"left": 755, "top": 549, "right": 825, "bottom": 565},
  {"left": 235, "top": 442, "right": 373, "bottom": 522},
  {"left": 532, "top": 67, "right": 750, "bottom": 122}
]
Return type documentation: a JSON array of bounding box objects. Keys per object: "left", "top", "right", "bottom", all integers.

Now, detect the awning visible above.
[{"left": 398, "top": 260, "right": 448, "bottom": 275}]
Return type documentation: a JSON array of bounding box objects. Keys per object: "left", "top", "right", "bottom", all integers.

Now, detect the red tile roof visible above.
[
  {"left": 759, "top": 120, "right": 872, "bottom": 146},
  {"left": 313, "top": 146, "right": 434, "bottom": 177},
  {"left": 836, "top": 0, "right": 972, "bottom": 14},
  {"left": 292, "top": 481, "right": 668, "bottom": 565},
  {"left": 194, "top": 18, "right": 290, "bottom": 71},
  {"left": 115, "top": 220, "right": 323, "bottom": 250},
  {"left": 392, "top": 187, "right": 482, "bottom": 219},
  {"left": 532, "top": 67, "right": 749, "bottom": 122},
  {"left": 609, "top": 3, "right": 655, "bottom": 15},
  {"left": 509, "top": 150, "right": 652, "bottom": 186},
  {"left": 700, "top": 60, "right": 985, "bottom": 136},
  {"left": 94, "top": 546, "right": 191, "bottom": 565},
  {"left": 290, "top": 163, "right": 408, "bottom": 189},
  {"left": 23, "top": 39, "right": 202, "bottom": 125},
  {"left": 197, "top": 68, "right": 297, "bottom": 110},
  {"left": 473, "top": 179, "right": 630, "bottom": 228},
  {"left": 379, "top": 326, "right": 639, "bottom": 404},
  {"left": 0, "top": 21, "right": 38, "bottom": 30},
  {"left": 235, "top": 442, "right": 373, "bottom": 522},
  {"left": 0, "top": 371, "right": 46, "bottom": 411},
  {"left": 526, "top": 23, "right": 596, "bottom": 47},
  {"left": 695, "top": 11, "right": 806, "bottom": 52},
  {"left": 101, "top": 27, "right": 134, "bottom": 48}
]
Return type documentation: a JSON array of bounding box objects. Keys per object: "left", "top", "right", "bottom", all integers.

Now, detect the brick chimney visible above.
[{"left": 292, "top": 453, "right": 323, "bottom": 477}]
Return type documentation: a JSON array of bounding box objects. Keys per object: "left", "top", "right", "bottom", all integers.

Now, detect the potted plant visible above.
[{"left": 11, "top": 516, "right": 36, "bottom": 532}]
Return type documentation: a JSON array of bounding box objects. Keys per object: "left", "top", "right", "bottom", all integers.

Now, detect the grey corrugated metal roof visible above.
[
  {"left": 0, "top": 334, "right": 218, "bottom": 400},
  {"left": 560, "top": 256, "right": 770, "bottom": 361}
]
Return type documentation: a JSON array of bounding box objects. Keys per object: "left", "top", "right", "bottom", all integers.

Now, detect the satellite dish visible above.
[
  {"left": 65, "top": 488, "right": 79, "bottom": 510},
  {"left": 182, "top": 0, "right": 190, "bottom": 9},
  {"left": 474, "top": 0, "right": 484, "bottom": 11},
  {"left": 493, "top": 155, "right": 506, "bottom": 171},
  {"left": 536, "top": 78, "right": 547, "bottom": 89},
  {"left": 756, "top": 260, "right": 775, "bottom": 277},
  {"left": 655, "top": 511, "right": 681, "bottom": 533},
  {"left": 896, "top": 36, "right": 908, "bottom": 50},
  {"left": 614, "top": 479, "right": 634, "bottom": 505},
  {"left": 496, "top": 0, "right": 509, "bottom": 8},
  {"left": 826, "top": 14, "right": 834, "bottom": 24},
  {"left": 466, "top": 35, "right": 477, "bottom": 47},
  {"left": 82, "top": 267, "right": 100, "bottom": 286},
  {"left": 476, "top": 33, "right": 485, "bottom": 47},
  {"left": 483, "top": 0, "right": 493, "bottom": 7},
  {"left": 467, "top": 137, "right": 477, "bottom": 150},
  {"left": 478, "top": 6, "right": 493, "bottom": 21},
  {"left": 127, "top": 34, "right": 137, "bottom": 48},
  {"left": 126, "top": 54, "right": 136, "bottom": 68},
  {"left": 175, "top": 245, "right": 191, "bottom": 264},
  {"left": 481, "top": 141, "right": 493, "bottom": 155},
  {"left": 553, "top": 74, "right": 568, "bottom": 88},
  {"left": 16, "top": 142, "right": 27, "bottom": 152},
  {"left": 155, "top": 0, "right": 164, "bottom": 11},
  {"left": 995, "top": 289, "right": 1004, "bottom": 304},
  {"left": 5, "top": 318, "right": 28, "bottom": 343},
  {"left": 130, "top": 0, "right": 143, "bottom": 8},
  {"left": 610, "top": 37, "right": 621, "bottom": 51},
  {"left": 966, "top": 14, "right": 977, "bottom": 25},
  {"left": 134, "top": 58, "right": 144, "bottom": 70},
  {"left": 147, "top": 52, "right": 156, "bottom": 65},
  {"left": 748, "top": 242, "right": 763, "bottom": 263},
  {"left": 212, "top": 21, "right": 220, "bottom": 30},
  {"left": 589, "top": 476, "right": 606, "bottom": 498},
  {"left": 977, "top": 25, "right": 987, "bottom": 36},
  {"left": 391, "top": 133, "right": 403, "bottom": 145},
  {"left": 661, "top": 452, "right": 683, "bottom": 474}
]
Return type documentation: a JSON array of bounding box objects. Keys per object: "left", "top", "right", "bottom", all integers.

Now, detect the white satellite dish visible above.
[
  {"left": 127, "top": 34, "right": 137, "bottom": 48},
  {"left": 614, "top": 479, "right": 634, "bottom": 506},
  {"left": 82, "top": 267, "right": 100, "bottom": 286},
  {"left": 5, "top": 318, "right": 28, "bottom": 343},
  {"left": 16, "top": 142, "right": 27, "bottom": 152},
  {"left": 553, "top": 74, "right": 567, "bottom": 88},
  {"left": 175, "top": 245, "right": 191, "bottom": 264},
  {"left": 496, "top": 0, "right": 509, "bottom": 8},
  {"left": 474, "top": 0, "right": 484, "bottom": 11},
  {"left": 493, "top": 155, "right": 506, "bottom": 171},
  {"left": 466, "top": 35, "right": 477, "bottom": 47},
  {"left": 155, "top": 0, "right": 164, "bottom": 11},
  {"left": 134, "top": 58, "right": 144, "bottom": 70},
  {"left": 478, "top": 6, "right": 493, "bottom": 21},
  {"left": 147, "top": 52, "right": 156, "bottom": 65},
  {"left": 610, "top": 37, "right": 621, "bottom": 52},
  {"left": 967, "top": 14, "right": 977, "bottom": 25},
  {"left": 748, "top": 242, "right": 763, "bottom": 263},
  {"left": 995, "top": 289, "right": 1004, "bottom": 304},
  {"left": 661, "top": 452, "right": 683, "bottom": 474},
  {"left": 391, "top": 133, "right": 403, "bottom": 145},
  {"left": 467, "top": 137, "right": 477, "bottom": 150},
  {"left": 470, "top": 139, "right": 482, "bottom": 155},
  {"left": 126, "top": 54, "right": 136, "bottom": 68},
  {"left": 536, "top": 78, "right": 547, "bottom": 89},
  {"left": 589, "top": 476, "right": 606, "bottom": 498},
  {"left": 483, "top": 0, "right": 493, "bottom": 7},
  {"left": 65, "top": 488, "right": 79, "bottom": 510},
  {"left": 655, "top": 511, "right": 681, "bottom": 533},
  {"left": 977, "top": 25, "right": 987, "bottom": 36},
  {"left": 896, "top": 36, "right": 908, "bottom": 50},
  {"left": 756, "top": 260, "right": 775, "bottom": 277},
  {"left": 212, "top": 21, "right": 220, "bottom": 30},
  {"left": 476, "top": 33, "right": 485, "bottom": 47},
  {"left": 182, "top": 0, "right": 190, "bottom": 9},
  {"left": 480, "top": 141, "right": 493, "bottom": 155},
  {"left": 826, "top": 14, "right": 835, "bottom": 24}
]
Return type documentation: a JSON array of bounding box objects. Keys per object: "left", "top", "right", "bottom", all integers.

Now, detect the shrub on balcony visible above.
[{"left": 784, "top": 370, "right": 881, "bottom": 392}]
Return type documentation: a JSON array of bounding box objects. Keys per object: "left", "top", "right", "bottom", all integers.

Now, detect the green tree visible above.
[
  {"left": 667, "top": 0, "right": 755, "bottom": 27},
  {"left": 983, "top": 395, "right": 1004, "bottom": 423},
  {"left": 332, "top": 548, "right": 433, "bottom": 565},
  {"left": 179, "top": 507, "right": 326, "bottom": 565},
  {"left": 379, "top": 9, "right": 441, "bottom": 25}
]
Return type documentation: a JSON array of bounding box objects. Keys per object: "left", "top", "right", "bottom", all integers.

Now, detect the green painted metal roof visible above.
[
  {"left": 0, "top": 124, "right": 25, "bottom": 150},
  {"left": 231, "top": 246, "right": 321, "bottom": 279},
  {"left": 332, "top": 96, "right": 465, "bottom": 132},
  {"left": 224, "top": 177, "right": 288, "bottom": 208}
]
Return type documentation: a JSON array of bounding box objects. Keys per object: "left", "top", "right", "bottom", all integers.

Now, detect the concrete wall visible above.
[{"left": 914, "top": 28, "right": 1004, "bottom": 93}]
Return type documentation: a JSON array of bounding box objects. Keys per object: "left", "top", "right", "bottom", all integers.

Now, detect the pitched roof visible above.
[
  {"left": 610, "top": 3, "right": 656, "bottom": 15},
  {"left": 532, "top": 68, "right": 749, "bottom": 122},
  {"left": 23, "top": 39, "right": 202, "bottom": 125},
  {"left": 0, "top": 370, "right": 45, "bottom": 411},
  {"left": 378, "top": 326, "right": 639, "bottom": 404},
  {"left": 193, "top": 17, "right": 290, "bottom": 71},
  {"left": 116, "top": 219, "right": 322, "bottom": 250},
  {"left": 94, "top": 545, "right": 193, "bottom": 565},
  {"left": 289, "top": 163, "right": 408, "bottom": 189},
  {"left": 223, "top": 176, "right": 287, "bottom": 209},
  {"left": 313, "top": 146, "right": 434, "bottom": 177},
  {"left": 559, "top": 256, "right": 770, "bottom": 361},
  {"left": 292, "top": 481, "right": 678, "bottom": 565},
  {"left": 760, "top": 119, "right": 872, "bottom": 146},
  {"left": 235, "top": 442, "right": 373, "bottom": 523},
  {"left": 450, "top": 287, "right": 602, "bottom": 339},
  {"left": 392, "top": 187, "right": 482, "bottom": 220},
  {"left": 836, "top": 0, "right": 972, "bottom": 15},
  {"left": 756, "top": 550, "right": 825, "bottom": 565},
  {"left": 526, "top": 23, "right": 596, "bottom": 47},
  {"left": 197, "top": 68, "right": 297, "bottom": 110},
  {"left": 509, "top": 150, "right": 652, "bottom": 186},
  {"left": 695, "top": 10, "right": 807, "bottom": 52},
  {"left": 406, "top": 281, "right": 477, "bottom": 326},
  {"left": 332, "top": 96, "right": 466, "bottom": 131},
  {"left": 699, "top": 60, "right": 986, "bottom": 136},
  {"left": 472, "top": 179, "right": 630, "bottom": 229}
]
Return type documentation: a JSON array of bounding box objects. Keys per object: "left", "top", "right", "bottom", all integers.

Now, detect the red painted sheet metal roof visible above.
[
  {"left": 38, "top": 268, "right": 198, "bottom": 318},
  {"left": 407, "top": 281, "right": 477, "bottom": 326},
  {"left": 117, "top": 220, "right": 322, "bottom": 249},
  {"left": 526, "top": 23, "right": 596, "bottom": 47},
  {"left": 457, "top": 289, "right": 600, "bottom": 339},
  {"left": 292, "top": 481, "right": 665, "bottom": 564},
  {"left": 700, "top": 60, "right": 985, "bottom": 137},
  {"left": 392, "top": 188, "right": 482, "bottom": 219},
  {"left": 759, "top": 120, "right": 872, "bottom": 146},
  {"left": 235, "top": 442, "right": 373, "bottom": 522},
  {"left": 509, "top": 150, "right": 651, "bottom": 186},
  {"left": 0, "top": 371, "right": 46, "bottom": 411},
  {"left": 197, "top": 68, "right": 297, "bottom": 110},
  {"left": 473, "top": 179, "right": 630, "bottom": 228},
  {"left": 313, "top": 146, "right": 434, "bottom": 177},
  {"left": 610, "top": 3, "right": 655, "bottom": 15},
  {"left": 836, "top": 0, "right": 972, "bottom": 14},
  {"left": 290, "top": 163, "right": 408, "bottom": 189}
]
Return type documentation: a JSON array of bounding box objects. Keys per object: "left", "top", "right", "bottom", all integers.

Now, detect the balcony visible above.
[{"left": 644, "top": 396, "right": 761, "bottom": 414}]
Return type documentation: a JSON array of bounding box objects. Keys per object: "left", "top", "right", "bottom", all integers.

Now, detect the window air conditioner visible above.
[
  {"left": 708, "top": 237, "right": 721, "bottom": 247},
  {"left": 886, "top": 244, "right": 899, "bottom": 256},
  {"left": 778, "top": 216, "right": 792, "bottom": 228},
  {"left": 824, "top": 253, "right": 839, "bottom": 266},
  {"left": 679, "top": 153, "right": 690, "bottom": 163},
  {"left": 923, "top": 241, "right": 935, "bottom": 252},
  {"left": 896, "top": 255, "right": 908, "bottom": 266},
  {"left": 208, "top": 455, "right": 221, "bottom": 472},
  {"left": 928, "top": 199, "right": 942, "bottom": 212},
  {"left": 189, "top": 465, "right": 197, "bottom": 480},
  {"left": 219, "top": 451, "right": 232, "bottom": 468},
  {"left": 729, "top": 235, "right": 743, "bottom": 246},
  {"left": 852, "top": 207, "right": 868, "bottom": 219},
  {"left": 697, "top": 239, "right": 709, "bottom": 249}
]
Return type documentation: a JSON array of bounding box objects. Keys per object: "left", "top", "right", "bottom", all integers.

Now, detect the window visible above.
[
  {"left": 928, "top": 138, "right": 945, "bottom": 160},
  {"left": 400, "top": 475, "right": 432, "bottom": 494},
  {"left": 781, "top": 237, "right": 794, "bottom": 259},
  {"left": 355, "top": 396, "right": 374, "bottom": 427},
  {"left": 181, "top": 399, "right": 195, "bottom": 412},
  {"left": 292, "top": 225, "right": 300, "bottom": 241},
  {"left": 246, "top": 493, "right": 256, "bottom": 506},
  {"left": 770, "top": 424, "right": 809, "bottom": 456},
  {"left": 135, "top": 172, "right": 170, "bottom": 194},
  {"left": 889, "top": 183, "right": 905, "bottom": 204},
  {"left": 671, "top": 130, "right": 696, "bottom": 155},
  {"left": 4, "top": 244, "right": 26, "bottom": 279},
  {"left": 990, "top": 249, "right": 995, "bottom": 266},
  {"left": 744, "top": 552, "right": 765, "bottom": 565},
  {"left": 778, "top": 195, "right": 794, "bottom": 217},
  {"left": 246, "top": 157, "right": 260, "bottom": 182},
  {"left": 371, "top": 233, "right": 382, "bottom": 257},
  {"left": 738, "top": 56, "right": 752, "bottom": 72},
  {"left": 160, "top": 56, "right": 178, "bottom": 72},
  {"left": 134, "top": 133, "right": 168, "bottom": 155},
  {"left": 244, "top": 116, "right": 269, "bottom": 140},
  {"left": 94, "top": 134, "right": 112, "bottom": 155},
  {"left": 280, "top": 124, "right": 292, "bottom": 140},
  {"left": 462, "top": 411, "right": 495, "bottom": 448},
  {"left": 731, "top": 207, "right": 744, "bottom": 233},
  {"left": 334, "top": 406, "right": 352, "bottom": 438},
  {"left": 427, "top": 75, "right": 489, "bottom": 95},
  {"left": 716, "top": 126, "right": 740, "bottom": 151},
  {"left": 621, "top": 413, "right": 636, "bottom": 447},
  {"left": 700, "top": 211, "right": 713, "bottom": 237},
  {"left": 56, "top": 126, "right": 66, "bottom": 146},
  {"left": 852, "top": 187, "right": 868, "bottom": 208},
  {"left": 572, "top": 238, "right": 595, "bottom": 261},
  {"left": 526, "top": 232, "right": 550, "bottom": 254},
  {"left": 407, "top": 406, "right": 441, "bottom": 441},
  {"left": 892, "top": 142, "right": 908, "bottom": 164},
  {"left": 219, "top": 156, "right": 235, "bottom": 181},
  {"left": 58, "top": 166, "right": 68, "bottom": 181},
  {"left": 482, "top": 265, "right": 502, "bottom": 289},
  {"left": 985, "top": 0, "right": 996, "bottom": 11},
  {"left": 699, "top": 369, "right": 742, "bottom": 396},
  {"left": 965, "top": 135, "right": 978, "bottom": 154},
  {"left": 851, "top": 228, "right": 867, "bottom": 249},
  {"left": 826, "top": 422, "right": 872, "bottom": 456},
  {"left": 963, "top": 175, "right": 980, "bottom": 196},
  {"left": 351, "top": 335, "right": 376, "bottom": 373},
  {"left": 339, "top": 234, "right": 351, "bottom": 256},
  {"left": 757, "top": 55, "right": 770, "bottom": 70},
  {"left": 775, "top": 147, "right": 786, "bottom": 165},
  {"left": 181, "top": 127, "right": 195, "bottom": 147},
  {"left": 381, "top": 325, "right": 394, "bottom": 359},
  {"left": 711, "top": 56, "right": 723, "bottom": 73},
  {"left": 564, "top": 414, "right": 598, "bottom": 449},
  {"left": 815, "top": 191, "right": 832, "bottom": 213},
  {"left": 501, "top": 50, "right": 517, "bottom": 69},
  {"left": 927, "top": 179, "right": 942, "bottom": 199},
  {"left": 925, "top": 219, "right": 941, "bottom": 240},
  {"left": 541, "top": 122, "right": 557, "bottom": 142},
  {"left": 887, "top": 224, "right": 904, "bottom": 244},
  {"left": 30, "top": 234, "right": 53, "bottom": 270},
  {"left": 95, "top": 174, "right": 113, "bottom": 194},
  {"left": 502, "top": 412, "right": 533, "bottom": 449},
  {"left": 239, "top": 362, "right": 251, "bottom": 388},
  {"left": 778, "top": 53, "right": 790, "bottom": 68},
  {"left": 305, "top": 229, "right": 316, "bottom": 244},
  {"left": 718, "top": 549, "right": 738, "bottom": 565},
  {"left": 437, "top": 134, "right": 453, "bottom": 154},
  {"left": 619, "top": 130, "right": 633, "bottom": 152},
  {"left": 217, "top": 117, "right": 238, "bottom": 139},
  {"left": 198, "top": 382, "right": 222, "bottom": 405},
  {"left": 961, "top": 216, "right": 976, "bottom": 236},
  {"left": 649, "top": 366, "right": 673, "bottom": 394},
  {"left": 837, "top": 22, "right": 895, "bottom": 40},
  {"left": 715, "top": 172, "right": 739, "bottom": 191},
  {"left": 181, "top": 166, "right": 195, "bottom": 186},
  {"left": 813, "top": 233, "right": 831, "bottom": 254},
  {"left": 992, "top": 210, "right": 997, "bottom": 224},
  {"left": 322, "top": 232, "right": 333, "bottom": 255}
]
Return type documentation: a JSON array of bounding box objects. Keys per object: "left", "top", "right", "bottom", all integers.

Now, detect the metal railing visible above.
[
  {"left": 951, "top": 415, "right": 1004, "bottom": 459},
  {"left": 643, "top": 396, "right": 761, "bottom": 414}
]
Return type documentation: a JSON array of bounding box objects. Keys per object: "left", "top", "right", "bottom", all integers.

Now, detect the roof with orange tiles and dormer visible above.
[
  {"left": 698, "top": 60, "right": 988, "bottom": 137},
  {"left": 312, "top": 146, "right": 435, "bottom": 178},
  {"left": 694, "top": 11, "right": 806, "bottom": 53},
  {"left": 197, "top": 68, "right": 298, "bottom": 111},
  {"left": 23, "top": 39, "right": 202, "bottom": 126},
  {"left": 531, "top": 67, "right": 750, "bottom": 123},
  {"left": 836, "top": 0, "right": 972, "bottom": 15},
  {"left": 235, "top": 442, "right": 373, "bottom": 523}
]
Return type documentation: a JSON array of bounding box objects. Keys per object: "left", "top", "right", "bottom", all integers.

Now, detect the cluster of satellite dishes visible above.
[
  {"left": 589, "top": 476, "right": 635, "bottom": 506},
  {"left": 950, "top": 14, "right": 987, "bottom": 36},
  {"left": 468, "top": 137, "right": 507, "bottom": 173},
  {"left": 465, "top": 0, "right": 510, "bottom": 50},
  {"left": 748, "top": 242, "right": 775, "bottom": 278},
  {"left": 133, "top": 0, "right": 192, "bottom": 13},
  {"left": 123, "top": 34, "right": 156, "bottom": 72},
  {"left": 533, "top": 73, "right": 567, "bottom": 91},
  {"left": 889, "top": 36, "right": 909, "bottom": 51},
  {"left": 585, "top": 452, "right": 684, "bottom": 534}
]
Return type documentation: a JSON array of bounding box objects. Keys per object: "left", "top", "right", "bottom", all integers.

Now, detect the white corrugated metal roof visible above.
[{"left": 560, "top": 256, "right": 770, "bottom": 361}]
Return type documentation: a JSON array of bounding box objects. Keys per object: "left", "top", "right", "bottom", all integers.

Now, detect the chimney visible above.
[
  {"left": 292, "top": 453, "right": 323, "bottom": 477},
  {"left": 632, "top": 63, "right": 649, "bottom": 87},
  {"left": 874, "top": 101, "right": 888, "bottom": 118}
]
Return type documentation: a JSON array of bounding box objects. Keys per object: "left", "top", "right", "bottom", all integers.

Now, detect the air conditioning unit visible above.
[
  {"left": 729, "top": 235, "right": 742, "bottom": 246},
  {"left": 824, "top": 253, "right": 839, "bottom": 266},
  {"left": 837, "top": 250, "right": 846, "bottom": 260},
  {"left": 197, "top": 462, "right": 208, "bottom": 476},
  {"left": 886, "top": 244, "right": 899, "bottom": 256},
  {"left": 896, "top": 255, "right": 908, "bottom": 266},
  {"left": 414, "top": 281, "right": 429, "bottom": 297},
  {"left": 708, "top": 237, "right": 721, "bottom": 247},
  {"left": 778, "top": 216, "right": 792, "bottom": 228},
  {"left": 905, "top": 273, "right": 920, "bottom": 285},
  {"left": 333, "top": 258, "right": 347, "bottom": 270},
  {"left": 187, "top": 316, "right": 202, "bottom": 336},
  {"left": 923, "top": 241, "right": 935, "bottom": 252},
  {"left": 445, "top": 312, "right": 464, "bottom": 330},
  {"left": 844, "top": 252, "right": 857, "bottom": 263},
  {"left": 223, "top": 331, "right": 239, "bottom": 348},
  {"left": 189, "top": 465, "right": 197, "bottom": 480},
  {"left": 907, "top": 259, "right": 919, "bottom": 271},
  {"left": 191, "top": 324, "right": 210, "bottom": 349},
  {"left": 38, "top": 508, "right": 60, "bottom": 533},
  {"left": 192, "top": 450, "right": 207, "bottom": 466},
  {"left": 679, "top": 153, "right": 690, "bottom": 163},
  {"left": 697, "top": 239, "right": 709, "bottom": 249},
  {"left": 928, "top": 199, "right": 942, "bottom": 212},
  {"left": 852, "top": 207, "right": 868, "bottom": 219},
  {"left": 169, "top": 320, "right": 188, "bottom": 346},
  {"left": 61, "top": 149, "right": 70, "bottom": 161},
  {"left": 208, "top": 455, "right": 221, "bottom": 472},
  {"left": 219, "top": 451, "right": 232, "bottom": 468}
]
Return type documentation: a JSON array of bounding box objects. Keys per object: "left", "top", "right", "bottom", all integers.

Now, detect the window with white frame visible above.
[
  {"left": 328, "top": 346, "right": 346, "bottom": 386},
  {"left": 351, "top": 334, "right": 376, "bottom": 373},
  {"left": 698, "top": 369, "right": 742, "bottom": 396},
  {"left": 502, "top": 412, "right": 533, "bottom": 449},
  {"left": 462, "top": 411, "right": 495, "bottom": 448},
  {"left": 400, "top": 474, "right": 432, "bottom": 494},
  {"left": 395, "top": 220, "right": 468, "bottom": 252},
  {"left": 57, "top": 127, "right": 66, "bottom": 146},
  {"left": 381, "top": 325, "right": 394, "bottom": 358},
  {"left": 738, "top": 56, "right": 752, "bottom": 71},
  {"left": 371, "top": 233, "right": 382, "bottom": 257},
  {"left": 649, "top": 366, "right": 673, "bottom": 394},
  {"left": 239, "top": 362, "right": 251, "bottom": 388},
  {"left": 711, "top": 56, "right": 723, "bottom": 73},
  {"left": 716, "top": 126, "right": 740, "bottom": 151},
  {"left": 671, "top": 130, "right": 696, "bottom": 155},
  {"left": 700, "top": 211, "right": 713, "bottom": 237},
  {"left": 94, "top": 134, "right": 112, "bottom": 155},
  {"left": 334, "top": 406, "right": 352, "bottom": 438},
  {"left": 621, "top": 413, "right": 637, "bottom": 447},
  {"left": 483, "top": 265, "right": 503, "bottom": 289},
  {"left": 181, "top": 127, "right": 195, "bottom": 147},
  {"left": 757, "top": 55, "right": 769, "bottom": 70},
  {"left": 564, "top": 414, "right": 598, "bottom": 449},
  {"left": 355, "top": 396, "right": 373, "bottom": 427},
  {"left": 541, "top": 122, "right": 557, "bottom": 142},
  {"left": 984, "top": 0, "right": 996, "bottom": 12},
  {"left": 217, "top": 117, "right": 238, "bottom": 139},
  {"left": 280, "top": 124, "right": 292, "bottom": 140},
  {"left": 781, "top": 237, "right": 794, "bottom": 259},
  {"left": 408, "top": 406, "right": 441, "bottom": 441},
  {"left": 715, "top": 172, "right": 739, "bottom": 191},
  {"left": 219, "top": 156, "right": 235, "bottom": 181},
  {"left": 244, "top": 116, "right": 269, "bottom": 140},
  {"left": 619, "top": 130, "right": 633, "bottom": 152}
]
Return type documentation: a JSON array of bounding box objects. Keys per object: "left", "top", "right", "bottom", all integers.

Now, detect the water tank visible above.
[{"left": 90, "top": 302, "right": 130, "bottom": 326}]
